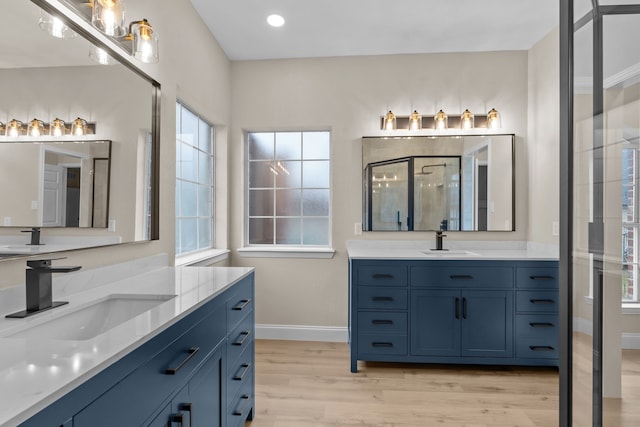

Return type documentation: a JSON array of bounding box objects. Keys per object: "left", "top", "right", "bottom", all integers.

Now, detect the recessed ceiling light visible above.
[{"left": 267, "top": 14, "right": 285, "bottom": 27}]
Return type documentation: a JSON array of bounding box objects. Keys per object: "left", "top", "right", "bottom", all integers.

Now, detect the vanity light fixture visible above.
[
  {"left": 383, "top": 110, "right": 397, "bottom": 131},
  {"left": 90, "top": 0, "right": 126, "bottom": 37},
  {"left": 27, "top": 119, "right": 46, "bottom": 137},
  {"left": 39, "top": 10, "right": 77, "bottom": 39},
  {"left": 487, "top": 108, "right": 501, "bottom": 129},
  {"left": 5, "top": 119, "right": 23, "bottom": 137},
  {"left": 49, "top": 118, "right": 67, "bottom": 136},
  {"left": 71, "top": 117, "right": 89, "bottom": 136},
  {"left": 434, "top": 110, "right": 448, "bottom": 130},
  {"left": 124, "top": 19, "right": 159, "bottom": 64},
  {"left": 409, "top": 110, "right": 422, "bottom": 131},
  {"left": 267, "top": 14, "right": 285, "bottom": 27},
  {"left": 460, "top": 109, "right": 474, "bottom": 129}
]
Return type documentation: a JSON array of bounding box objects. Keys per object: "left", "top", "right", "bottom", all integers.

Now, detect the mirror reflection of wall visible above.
[{"left": 363, "top": 135, "right": 514, "bottom": 232}]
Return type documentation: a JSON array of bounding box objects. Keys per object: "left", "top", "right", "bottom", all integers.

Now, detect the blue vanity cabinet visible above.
[
  {"left": 349, "top": 259, "right": 558, "bottom": 372},
  {"left": 18, "top": 273, "right": 255, "bottom": 427}
]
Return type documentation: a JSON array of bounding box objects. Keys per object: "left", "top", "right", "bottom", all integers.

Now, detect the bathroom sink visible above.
[
  {"left": 6, "top": 294, "right": 176, "bottom": 341},
  {"left": 421, "top": 249, "right": 480, "bottom": 257}
]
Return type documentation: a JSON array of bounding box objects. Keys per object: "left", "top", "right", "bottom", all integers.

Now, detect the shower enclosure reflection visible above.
[{"left": 363, "top": 135, "right": 514, "bottom": 232}]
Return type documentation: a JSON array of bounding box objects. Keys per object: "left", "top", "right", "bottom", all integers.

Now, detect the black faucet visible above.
[
  {"left": 435, "top": 230, "right": 447, "bottom": 250},
  {"left": 5, "top": 259, "right": 81, "bottom": 318},
  {"left": 22, "top": 227, "right": 43, "bottom": 246}
]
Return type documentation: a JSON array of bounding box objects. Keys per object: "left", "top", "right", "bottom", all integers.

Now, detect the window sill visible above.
[
  {"left": 175, "top": 248, "right": 230, "bottom": 266},
  {"left": 237, "top": 247, "right": 336, "bottom": 259}
]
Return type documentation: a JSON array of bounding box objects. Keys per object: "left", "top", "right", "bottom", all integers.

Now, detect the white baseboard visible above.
[
  {"left": 575, "top": 317, "right": 640, "bottom": 349},
  {"left": 255, "top": 324, "right": 348, "bottom": 342},
  {"left": 622, "top": 333, "right": 640, "bottom": 350}
]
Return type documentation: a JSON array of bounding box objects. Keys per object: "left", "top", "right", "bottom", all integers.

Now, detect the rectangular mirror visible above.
[
  {"left": 363, "top": 135, "right": 515, "bottom": 231},
  {"left": 0, "top": 0, "right": 160, "bottom": 259}
]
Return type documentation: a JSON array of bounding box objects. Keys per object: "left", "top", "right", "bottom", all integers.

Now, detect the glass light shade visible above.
[
  {"left": 460, "top": 109, "right": 474, "bottom": 129},
  {"left": 434, "top": 110, "right": 448, "bottom": 130},
  {"left": 50, "top": 118, "right": 66, "bottom": 136},
  {"left": 91, "top": 0, "right": 126, "bottom": 37},
  {"left": 71, "top": 117, "right": 88, "bottom": 136},
  {"left": 487, "top": 108, "right": 501, "bottom": 129},
  {"left": 130, "top": 19, "right": 159, "bottom": 64},
  {"left": 89, "top": 45, "right": 116, "bottom": 65},
  {"left": 383, "top": 110, "right": 396, "bottom": 130},
  {"left": 39, "top": 10, "right": 76, "bottom": 39},
  {"left": 5, "top": 119, "right": 23, "bottom": 137},
  {"left": 409, "top": 110, "right": 422, "bottom": 131},
  {"left": 27, "top": 119, "right": 45, "bottom": 137}
]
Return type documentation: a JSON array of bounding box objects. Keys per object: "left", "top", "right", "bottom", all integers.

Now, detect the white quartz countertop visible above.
[
  {"left": 346, "top": 240, "right": 559, "bottom": 261},
  {"left": 0, "top": 263, "right": 254, "bottom": 427}
]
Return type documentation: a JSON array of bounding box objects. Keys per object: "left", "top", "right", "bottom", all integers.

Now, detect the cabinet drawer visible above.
[
  {"left": 357, "top": 311, "right": 407, "bottom": 334},
  {"left": 228, "top": 375, "right": 254, "bottom": 427},
  {"left": 74, "top": 307, "right": 226, "bottom": 427},
  {"left": 516, "top": 290, "right": 559, "bottom": 313},
  {"left": 357, "top": 287, "right": 407, "bottom": 310},
  {"left": 228, "top": 341, "right": 253, "bottom": 401},
  {"left": 228, "top": 313, "right": 254, "bottom": 363},
  {"left": 410, "top": 266, "right": 513, "bottom": 287},
  {"left": 516, "top": 338, "right": 558, "bottom": 359},
  {"left": 356, "top": 264, "right": 408, "bottom": 286},
  {"left": 516, "top": 267, "right": 559, "bottom": 289},
  {"left": 357, "top": 334, "right": 408, "bottom": 356},
  {"left": 516, "top": 314, "right": 559, "bottom": 339},
  {"left": 227, "top": 276, "right": 254, "bottom": 331}
]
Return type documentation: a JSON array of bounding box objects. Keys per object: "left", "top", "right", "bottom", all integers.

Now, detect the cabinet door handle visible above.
[
  {"left": 233, "top": 331, "right": 251, "bottom": 346},
  {"left": 529, "top": 322, "right": 555, "bottom": 328},
  {"left": 529, "top": 275, "right": 555, "bottom": 280},
  {"left": 233, "top": 299, "right": 251, "bottom": 311},
  {"left": 530, "top": 299, "right": 555, "bottom": 304},
  {"left": 529, "top": 345, "right": 555, "bottom": 351},
  {"left": 170, "top": 413, "right": 184, "bottom": 426},
  {"left": 178, "top": 403, "right": 192, "bottom": 426},
  {"left": 372, "top": 342, "right": 393, "bottom": 348},
  {"left": 371, "top": 319, "right": 393, "bottom": 325},
  {"left": 372, "top": 296, "right": 393, "bottom": 302},
  {"left": 455, "top": 297, "right": 460, "bottom": 319},
  {"left": 372, "top": 273, "right": 394, "bottom": 279},
  {"left": 462, "top": 297, "right": 468, "bottom": 319},
  {"left": 165, "top": 347, "right": 199, "bottom": 375},
  {"left": 233, "top": 395, "right": 251, "bottom": 416},
  {"left": 450, "top": 275, "right": 473, "bottom": 280},
  {"left": 233, "top": 363, "right": 252, "bottom": 381}
]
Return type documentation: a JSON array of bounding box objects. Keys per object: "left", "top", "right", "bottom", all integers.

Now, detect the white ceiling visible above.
[{"left": 189, "top": 0, "right": 560, "bottom": 61}]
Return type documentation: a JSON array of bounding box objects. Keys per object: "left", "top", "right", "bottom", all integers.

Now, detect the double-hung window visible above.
[
  {"left": 247, "top": 131, "right": 331, "bottom": 247},
  {"left": 175, "top": 102, "right": 214, "bottom": 256}
]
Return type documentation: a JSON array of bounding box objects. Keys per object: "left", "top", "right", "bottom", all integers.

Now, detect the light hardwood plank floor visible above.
[{"left": 245, "top": 340, "right": 559, "bottom": 427}]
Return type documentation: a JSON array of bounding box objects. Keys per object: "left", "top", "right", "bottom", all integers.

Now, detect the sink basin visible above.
[
  {"left": 421, "top": 249, "right": 479, "bottom": 257},
  {"left": 6, "top": 294, "right": 176, "bottom": 341}
]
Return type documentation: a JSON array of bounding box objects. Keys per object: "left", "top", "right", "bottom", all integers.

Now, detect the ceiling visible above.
[{"left": 189, "top": 0, "right": 560, "bottom": 61}]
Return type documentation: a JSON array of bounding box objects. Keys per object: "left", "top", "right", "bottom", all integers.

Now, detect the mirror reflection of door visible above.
[
  {"left": 476, "top": 162, "right": 488, "bottom": 231},
  {"left": 65, "top": 167, "right": 81, "bottom": 227},
  {"left": 42, "top": 164, "right": 63, "bottom": 227},
  {"left": 368, "top": 159, "right": 409, "bottom": 231}
]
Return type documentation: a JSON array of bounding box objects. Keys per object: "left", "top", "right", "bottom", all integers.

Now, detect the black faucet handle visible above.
[
  {"left": 26, "top": 258, "right": 81, "bottom": 272},
  {"left": 22, "top": 227, "right": 42, "bottom": 246}
]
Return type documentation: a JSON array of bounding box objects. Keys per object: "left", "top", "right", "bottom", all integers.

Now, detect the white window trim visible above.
[
  {"left": 175, "top": 248, "right": 230, "bottom": 266},
  {"left": 237, "top": 246, "right": 335, "bottom": 259}
]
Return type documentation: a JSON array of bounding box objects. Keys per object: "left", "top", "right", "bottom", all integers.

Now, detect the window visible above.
[
  {"left": 622, "top": 145, "right": 639, "bottom": 302},
  {"left": 176, "top": 102, "right": 214, "bottom": 256},
  {"left": 247, "top": 131, "right": 330, "bottom": 246}
]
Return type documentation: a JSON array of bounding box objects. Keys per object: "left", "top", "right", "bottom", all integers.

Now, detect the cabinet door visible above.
[
  {"left": 411, "top": 289, "right": 460, "bottom": 356},
  {"left": 460, "top": 290, "right": 513, "bottom": 358},
  {"left": 172, "top": 348, "right": 224, "bottom": 427}
]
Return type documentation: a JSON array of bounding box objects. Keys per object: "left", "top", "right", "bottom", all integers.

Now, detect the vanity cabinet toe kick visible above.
[
  {"left": 349, "top": 260, "right": 558, "bottom": 373},
  {"left": 19, "top": 273, "right": 255, "bottom": 427}
]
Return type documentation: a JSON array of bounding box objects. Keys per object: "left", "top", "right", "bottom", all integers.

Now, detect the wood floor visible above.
[{"left": 245, "top": 340, "right": 559, "bottom": 427}]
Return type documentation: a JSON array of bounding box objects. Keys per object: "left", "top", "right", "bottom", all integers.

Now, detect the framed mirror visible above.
[
  {"left": 363, "top": 134, "right": 515, "bottom": 232},
  {"left": 0, "top": 0, "right": 160, "bottom": 259}
]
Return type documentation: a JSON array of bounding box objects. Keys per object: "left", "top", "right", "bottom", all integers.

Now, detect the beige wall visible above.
[
  {"left": 229, "top": 51, "right": 530, "bottom": 328},
  {"left": 0, "top": 0, "right": 231, "bottom": 287}
]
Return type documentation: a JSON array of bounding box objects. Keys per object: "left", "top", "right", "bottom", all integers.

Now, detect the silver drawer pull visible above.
[{"left": 165, "top": 347, "right": 199, "bottom": 375}]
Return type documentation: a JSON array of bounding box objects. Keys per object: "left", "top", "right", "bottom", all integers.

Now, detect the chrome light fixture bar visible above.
[{"left": 380, "top": 108, "right": 501, "bottom": 131}]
